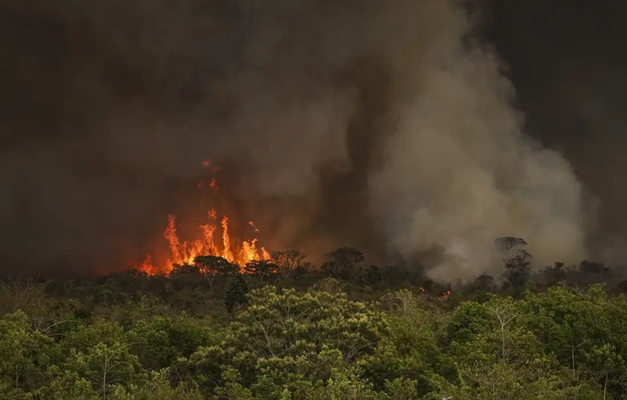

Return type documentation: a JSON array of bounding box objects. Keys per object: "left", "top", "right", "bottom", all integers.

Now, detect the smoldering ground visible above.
[{"left": 0, "top": 0, "right": 619, "bottom": 279}]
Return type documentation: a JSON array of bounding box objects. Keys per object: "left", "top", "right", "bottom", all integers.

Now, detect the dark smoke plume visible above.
[{"left": 1, "top": 0, "right": 617, "bottom": 279}]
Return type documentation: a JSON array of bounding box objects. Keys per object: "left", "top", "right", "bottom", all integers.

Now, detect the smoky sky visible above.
[{"left": 0, "top": 0, "right": 625, "bottom": 278}]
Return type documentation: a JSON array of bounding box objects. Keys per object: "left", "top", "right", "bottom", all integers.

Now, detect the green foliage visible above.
[
  {"left": 189, "top": 286, "right": 388, "bottom": 397},
  {"left": 362, "top": 290, "right": 448, "bottom": 397},
  {"left": 0, "top": 310, "right": 60, "bottom": 398},
  {"left": 1, "top": 264, "right": 627, "bottom": 399},
  {"left": 225, "top": 275, "right": 250, "bottom": 313},
  {"left": 355, "top": 265, "right": 383, "bottom": 287},
  {"left": 503, "top": 251, "right": 532, "bottom": 291}
]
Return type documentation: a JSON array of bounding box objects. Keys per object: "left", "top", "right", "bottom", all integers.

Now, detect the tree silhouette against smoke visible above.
[
  {"left": 494, "top": 237, "right": 528, "bottom": 263},
  {"left": 495, "top": 236, "right": 531, "bottom": 291},
  {"left": 321, "top": 247, "right": 365, "bottom": 280}
]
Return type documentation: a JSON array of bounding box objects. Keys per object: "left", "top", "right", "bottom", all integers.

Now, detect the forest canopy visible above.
[{"left": 1, "top": 246, "right": 626, "bottom": 399}]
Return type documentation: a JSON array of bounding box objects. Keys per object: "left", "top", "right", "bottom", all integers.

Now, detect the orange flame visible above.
[
  {"left": 221, "top": 216, "right": 234, "bottom": 261},
  {"left": 135, "top": 160, "right": 271, "bottom": 275},
  {"left": 137, "top": 254, "right": 157, "bottom": 275},
  {"left": 137, "top": 212, "right": 271, "bottom": 275}
]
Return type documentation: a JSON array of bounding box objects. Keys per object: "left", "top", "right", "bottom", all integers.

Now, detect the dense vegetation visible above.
[{"left": 2, "top": 247, "right": 627, "bottom": 399}]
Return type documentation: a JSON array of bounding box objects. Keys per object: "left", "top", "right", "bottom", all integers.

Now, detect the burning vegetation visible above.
[
  {"left": 136, "top": 161, "right": 271, "bottom": 276},
  {"left": 131, "top": 159, "right": 454, "bottom": 305}
]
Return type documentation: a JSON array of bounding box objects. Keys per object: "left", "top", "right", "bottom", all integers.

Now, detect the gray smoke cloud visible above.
[
  {"left": 0, "top": 0, "right": 592, "bottom": 278},
  {"left": 361, "top": 2, "right": 588, "bottom": 280}
]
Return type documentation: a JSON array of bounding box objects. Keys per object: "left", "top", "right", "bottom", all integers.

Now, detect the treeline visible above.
[{"left": 1, "top": 248, "right": 626, "bottom": 399}]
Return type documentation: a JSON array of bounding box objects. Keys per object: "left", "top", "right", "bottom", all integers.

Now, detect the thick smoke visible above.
[
  {"left": 359, "top": 2, "right": 588, "bottom": 280},
  {"left": 481, "top": 0, "right": 627, "bottom": 267},
  {"left": 0, "top": 0, "right": 592, "bottom": 278}
]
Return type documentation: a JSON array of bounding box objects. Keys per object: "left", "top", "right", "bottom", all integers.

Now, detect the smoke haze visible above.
[{"left": 1, "top": 0, "right": 620, "bottom": 279}]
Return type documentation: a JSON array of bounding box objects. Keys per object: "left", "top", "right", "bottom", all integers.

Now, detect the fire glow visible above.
[{"left": 136, "top": 161, "right": 271, "bottom": 275}]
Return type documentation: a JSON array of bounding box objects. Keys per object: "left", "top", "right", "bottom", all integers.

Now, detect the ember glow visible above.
[{"left": 136, "top": 161, "right": 271, "bottom": 275}]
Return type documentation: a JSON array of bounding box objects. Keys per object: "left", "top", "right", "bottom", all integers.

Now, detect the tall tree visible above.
[{"left": 321, "top": 247, "right": 365, "bottom": 279}]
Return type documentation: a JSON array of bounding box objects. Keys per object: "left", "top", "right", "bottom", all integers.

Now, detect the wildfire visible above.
[
  {"left": 136, "top": 160, "right": 271, "bottom": 275},
  {"left": 417, "top": 286, "right": 451, "bottom": 300}
]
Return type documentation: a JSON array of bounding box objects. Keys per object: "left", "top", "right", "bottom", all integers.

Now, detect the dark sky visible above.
[{"left": 1, "top": 0, "right": 627, "bottom": 276}]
